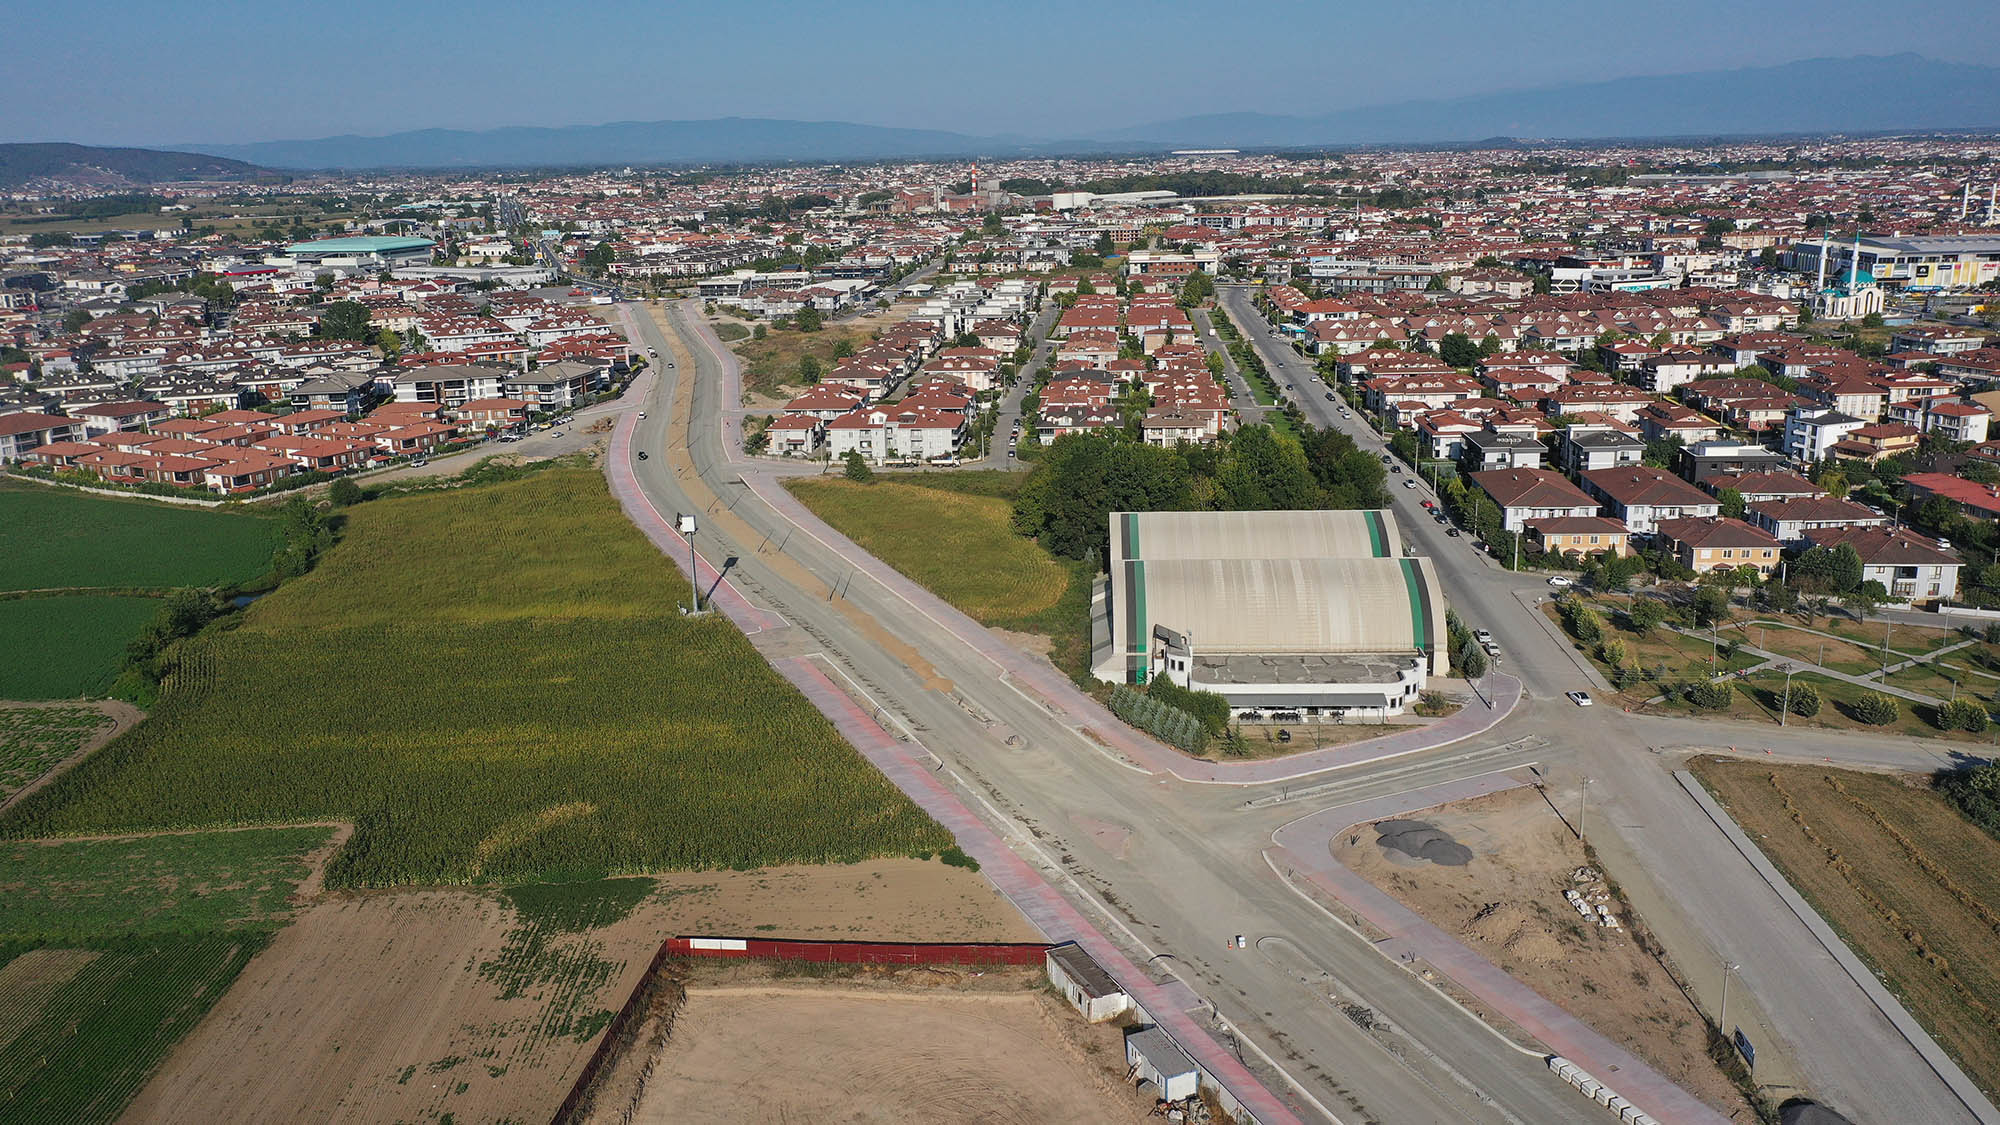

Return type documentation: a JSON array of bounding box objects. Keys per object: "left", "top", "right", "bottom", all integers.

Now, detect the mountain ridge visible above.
[
  {"left": 43, "top": 53, "right": 2000, "bottom": 172},
  {"left": 0, "top": 143, "right": 271, "bottom": 188}
]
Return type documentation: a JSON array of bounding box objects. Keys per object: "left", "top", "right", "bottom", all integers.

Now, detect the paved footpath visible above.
[{"left": 1269, "top": 776, "right": 1730, "bottom": 1125}]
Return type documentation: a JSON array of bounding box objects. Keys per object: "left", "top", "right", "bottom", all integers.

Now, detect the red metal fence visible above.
[{"left": 666, "top": 936, "right": 1050, "bottom": 966}]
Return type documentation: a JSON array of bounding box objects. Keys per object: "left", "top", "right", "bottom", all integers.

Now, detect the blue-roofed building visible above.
[{"left": 283, "top": 236, "right": 436, "bottom": 270}]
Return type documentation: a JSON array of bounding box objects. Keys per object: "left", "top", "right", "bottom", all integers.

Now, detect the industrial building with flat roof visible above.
[
  {"left": 1091, "top": 509, "right": 1448, "bottom": 719},
  {"left": 281, "top": 236, "right": 436, "bottom": 270}
]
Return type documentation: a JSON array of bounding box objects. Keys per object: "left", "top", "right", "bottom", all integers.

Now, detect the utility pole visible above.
[{"left": 1779, "top": 663, "right": 1796, "bottom": 726}]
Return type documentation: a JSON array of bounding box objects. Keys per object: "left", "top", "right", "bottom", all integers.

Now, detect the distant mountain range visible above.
[
  {"left": 0, "top": 142, "right": 270, "bottom": 188},
  {"left": 1103, "top": 54, "right": 2000, "bottom": 148},
  {"left": 16, "top": 53, "right": 1993, "bottom": 175}
]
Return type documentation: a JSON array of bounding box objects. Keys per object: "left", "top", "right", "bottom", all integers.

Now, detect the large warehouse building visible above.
[
  {"left": 280, "top": 236, "right": 436, "bottom": 271},
  {"left": 1091, "top": 510, "right": 1449, "bottom": 720}
]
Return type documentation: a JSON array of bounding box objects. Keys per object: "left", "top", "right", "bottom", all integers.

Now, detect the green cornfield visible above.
[
  {"left": 0, "top": 706, "right": 112, "bottom": 803},
  {"left": 3, "top": 469, "right": 951, "bottom": 886}
]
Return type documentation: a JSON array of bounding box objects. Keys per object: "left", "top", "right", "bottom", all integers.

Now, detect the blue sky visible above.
[{"left": 13, "top": 0, "right": 1999, "bottom": 145}]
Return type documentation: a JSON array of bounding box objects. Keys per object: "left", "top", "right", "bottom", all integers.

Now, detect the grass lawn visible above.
[
  {"left": 0, "top": 481, "right": 280, "bottom": 592},
  {"left": 0, "top": 706, "right": 113, "bottom": 804},
  {"left": 786, "top": 472, "right": 1096, "bottom": 681},
  {"left": 1729, "top": 620, "right": 1894, "bottom": 677},
  {"left": 1726, "top": 671, "right": 1991, "bottom": 743},
  {"left": 2, "top": 469, "right": 951, "bottom": 886},
  {"left": 0, "top": 596, "right": 164, "bottom": 699},
  {"left": 1790, "top": 614, "right": 1956, "bottom": 658},
  {"left": 1693, "top": 760, "right": 2000, "bottom": 1099},
  {"left": 1881, "top": 662, "right": 1991, "bottom": 706},
  {"left": 0, "top": 827, "right": 330, "bottom": 1125},
  {"left": 724, "top": 320, "right": 880, "bottom": 399}
]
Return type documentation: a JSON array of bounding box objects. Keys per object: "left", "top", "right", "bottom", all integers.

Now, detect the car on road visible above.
[
  {"left": 1390, "top": 464, "right": 1401, "bottom": 474},
  {"left": 1380, "top": 453, "right": 1392, "bottom": 463},
  {"left": 1474, "top": 629, "right": 1492, "bottom": 642},
  {"left": 1325, "top": 392, "right": 1337, "bottom": 401},
  {"left": 498, "top": 434, "right": 519, "bottom": 443},
  {"left": 1403, "top": 479, "right": 1417, "bottom": 488},
  {"left": 410, "top": 457, "right": 428, "bottom": 468},
  {"left": 637, "top": 411, "right": 647, "bottom": 419},
  {"left": 1447, "top": 528, "right": 1461, "bottom": 537},
  {"left": 1566, "top": 691, "right": 1593, "bottom": 707},
  {"left": 1420, "top": 500, "right": 1435, "bottom": 509},
  {"left": 1546, "top": 575, "right": 1572, "bottom": 587},
  {"left": 549, "top": 432, "right": 564, "bottom": 438},
  {"left": 1339, "top": 410, "right": 1351, "bottom": 418}
]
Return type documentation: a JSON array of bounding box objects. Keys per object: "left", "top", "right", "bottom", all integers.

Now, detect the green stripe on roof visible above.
[
  {"left": 1399, "top": 558, "right": 1431, "bottom": 652},
  {"left": 1365, "top": 510, "right": 1388, "bottom": 557}
]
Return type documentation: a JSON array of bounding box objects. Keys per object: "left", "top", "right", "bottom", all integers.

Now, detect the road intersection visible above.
[{"left": 603, "top": 291, "right": 1994, "bottom": 1124}]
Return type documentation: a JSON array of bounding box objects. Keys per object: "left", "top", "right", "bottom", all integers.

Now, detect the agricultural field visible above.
[
  {"left": 0, "top": 826, "right": 331, "bottom": 1125},
  {"left": 0, "top": 482, "right": 280, "bottom": 592},
  {"left": 0, "top": 596, "right": 163, "bottom": 699},
  {"left": 4, "top": 469, "right": 952, "bottom": 886},
  {"left": 1693, "top": 760, "right": 2000, "bottom": 1099},
  {"left": 0, "top": 705, "right": 115, "bottom": 805},
  {"left": 786, "top": 472, "right": 1094, "bottom": 678}
]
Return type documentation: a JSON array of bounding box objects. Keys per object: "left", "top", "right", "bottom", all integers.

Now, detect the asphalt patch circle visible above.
[{"left": 1373, "top": 819, "right": 1472, "bottom": 866}]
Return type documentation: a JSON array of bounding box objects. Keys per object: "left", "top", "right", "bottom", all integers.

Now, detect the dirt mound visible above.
[
  {"left": 1376, "top": 819, "right": 1472, "bottom": 866},
  {"left": 1462, "top": 901, "right": 1529, "bottom": 943},
  {"left": 1502, "top": 928, "right": 1568, "bottom": 964}
]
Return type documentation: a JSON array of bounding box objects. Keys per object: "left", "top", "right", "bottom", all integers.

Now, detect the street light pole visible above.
[
  {"left": 676, "top": 513, "right": 699, "bottom": 614},
  {"left": 1780, "top": 663, "right": 1796, "bottom": 726},
  {"left": 1719, "top": 960, "right": 1741, "bottom": 1035},
  {"left": 1579, "top": 776, "right": 1592, "bottom": 845}
]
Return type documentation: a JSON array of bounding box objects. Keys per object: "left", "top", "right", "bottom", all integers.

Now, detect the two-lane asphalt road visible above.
[{"left": 619, "top": 298, "right": 1625, "bottom": 1124}]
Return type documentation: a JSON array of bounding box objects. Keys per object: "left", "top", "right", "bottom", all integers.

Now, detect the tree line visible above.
[{"left": 1011, "top": 424, "right": 1391, "bottom": 565}]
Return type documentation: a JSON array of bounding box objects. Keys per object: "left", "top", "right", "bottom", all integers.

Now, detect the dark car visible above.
[{"left": 637, "top": 451, "right": 649, "bottom": 460}]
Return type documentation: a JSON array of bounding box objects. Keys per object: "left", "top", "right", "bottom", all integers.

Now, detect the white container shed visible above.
[
  {"left": 1125, "top": 1027, "right": 1199, "bottom": 1102},
  {"left": 1045, "top": 942, "right": 1131, "bottom": 1023}
]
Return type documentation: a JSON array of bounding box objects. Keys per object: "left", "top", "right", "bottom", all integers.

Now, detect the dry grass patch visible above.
[{"left": 1693, "top": 759, "right": 2000, "bottom": 1099}]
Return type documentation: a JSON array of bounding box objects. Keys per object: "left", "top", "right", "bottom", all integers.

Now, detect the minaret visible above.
[
  {"left": 1964, "top": 181, "right": 1973, "bottom": 219},
  {"left": 1848, "top": 231, "right": 1860, "bottom": 292},
  {"left": 1815, "top": 232, "right": 1828, "bottom": 291},
  {"left": 1988, "top": 182, "right": 1998, "bottom": 225}
]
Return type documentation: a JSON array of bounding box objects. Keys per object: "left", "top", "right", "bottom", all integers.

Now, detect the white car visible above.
[
  {"left": 1403, "top": 479, "right": 1417, "bottom": 488},
  {"left": 1566, "top": 691, "right": 1593, "bottom": 707},
  {"left": 1546, "top": 576, "right": 1572, "bottom": 587},
  {"left": 1474, "top": 629, "right": 1493, "bottom": 643}
]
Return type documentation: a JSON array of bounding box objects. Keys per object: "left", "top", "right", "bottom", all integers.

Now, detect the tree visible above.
[
  {"left": 1438, "top": 333, "right": 1480, "bottom": 368},
  {"left": 1693, "top": 585, "right": 1732, "bottom": 626},
  {"left": 1684, "top": 680, "right": 1733, "bottom": 711},
  {"left": 1457, "top": 641, "right": 1489, "bottom": 680},
  {"left": 798, "top": 354, "right": 822, "bottom": 383},
  {"left": 1792, "top": 543, "right": 1864, "bottom": 593},
  {"left": 1786, "top": 681, "right": 1822, "bottom": 717},
  {"left": 62, "top": 309, "right": 93, "bottom": 334},
  {"left": 1094, "top": 232, "right": 1114, "bottom": 257},
  {"left": 328, "top": 477, "right": 364, "bottom": 507},
  {"left": 1851, "top": 692, "right": 1899, "bottom": 725},
  {"left": 376, "top": 327, "right": 403, "bottom": 356},
  {"left": 1627, "top": 598, "right": 1667, "bottom": 634},
  {"left": 831, "top": 338, "right": 856, "bottom": 360},
  {"left": 1937, "top": 698, "right": 1990, "bottom": 733},
  {"left": 320, "top": 300, "right": 372, "bottom": 342},
  {"left": 794, "top": 305, "right": 824, "bottom": 333},
  {"left": 981, "top": 212, "right": 1005, "bottom": 238},
  {"left": 1177, "top": 270, "right": 1214, "bottom": 308},
  {"left": 842, "top": 450, "right": 875, "bottom": 482},
  {"left": 752, "top": 323, "right": 768, "bottom": 341},
  {"left": 1717, "top": 487, "right": 1746, "bottom": 520},
  {"left": 1816, "top": 468, "right": 1850, "bottom": 500},
  {"left": 1841, "top": 580, "right": 1886, "bottom": 621}
]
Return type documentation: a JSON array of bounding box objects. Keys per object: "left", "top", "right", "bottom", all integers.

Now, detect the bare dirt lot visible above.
[
  {"left": 612, "top": 971, "right": 1153, "bottom": 1125},
  {"left": 125, "top": 860, "right": 1036, "bottom": 1125},
  {"left": 1334, "top": 787, "right": 1753, "bottom": 1118}
]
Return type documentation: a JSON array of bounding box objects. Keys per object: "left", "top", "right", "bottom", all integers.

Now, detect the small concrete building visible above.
[
  {"left": 1125, "top": 1027, "right": 1200, "bottom": 1102},
  {"left": 1045, "top": 942, "right": 1131, "bottom": 1023}
]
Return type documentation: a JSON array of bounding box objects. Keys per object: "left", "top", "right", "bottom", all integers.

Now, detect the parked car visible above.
[
  {"left": 1546, "top": 576, "right": 1572, "bottom": 587},
  {"left": 1421, "top": 500, "right": 1435, "bottom": 510},
  {"left": 638, "top": 411, "right": 647, "bottom": 419},
  {"left": 409, "top": 457, "right": 428, "bottom": 468},
  {"left": 1566, "top": 691, "right": 1593, "bottom": 707},
  {"left": 1403, "top": 479, "right": 1417, "bottom": 488},
  {"left": 1474, "top": 629, "right": 1493, "bottom": 642},
  {"left": 636, "top": 451, "right": 648, "bottom": 460},
  {"left": 1325, "top": 392, "right": 1337, "bottom": 401},
  {"left": 1447, "top": 528, "right": 1461, "bottom": 537}
]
